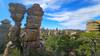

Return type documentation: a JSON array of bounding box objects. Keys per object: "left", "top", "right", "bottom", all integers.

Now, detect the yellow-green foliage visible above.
[{"left": 9, "top": 48, "right": 20, "bottom": 56}]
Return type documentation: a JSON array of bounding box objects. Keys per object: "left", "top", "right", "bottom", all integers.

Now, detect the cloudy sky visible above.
[{"left": 0, "top": 0, "right": 100, "bottom": 30}]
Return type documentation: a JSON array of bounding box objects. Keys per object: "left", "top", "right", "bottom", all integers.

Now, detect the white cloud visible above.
[
  {"left": 90, "top": 0, "right": 100, "bottom": 4},
  {"left": 45, "top": 12, "right": 71, "bottom": 22},
  {"left": 22, "top": 0, "right": 61, "bottom": 10},
  {"left": 22, "top": 0, "right": 76, "bottom": 10},
  {"left": 46, "top": 4, "right": 100, "bottom": 30},
  {"left": 21, "top": 0, "right": 100, "bottom": 30}
]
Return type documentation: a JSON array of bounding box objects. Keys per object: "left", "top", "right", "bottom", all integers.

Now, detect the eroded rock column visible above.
[
  {"left": 5, "top": 3, "right": 26, "bottom": 56},
  {"left": 22, "top": 4, "right": 44, "bottom": 56}
]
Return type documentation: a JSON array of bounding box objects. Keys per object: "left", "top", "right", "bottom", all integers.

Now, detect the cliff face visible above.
[{"left": 0, "top": 19, "right": 11, "bottom": 54}]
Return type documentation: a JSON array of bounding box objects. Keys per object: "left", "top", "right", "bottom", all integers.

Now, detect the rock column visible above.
[
  {"left": 8, "top": 3, "right": 26, "bottom": 56},
  {"left": 22, "top": 4, "right": 44, "bottom": 56}
]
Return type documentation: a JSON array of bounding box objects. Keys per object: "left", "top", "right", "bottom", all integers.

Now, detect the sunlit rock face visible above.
[
  {"left": 87, "top": 20, "right": 100, "bottom": 32},
  {"left": 26, "top": 3, "right": 44, "bottom": 29},
  {"left": 9, "top": 3, "right": 26, "bottom": 22},
  {"left": 0, "top": 19, "right": 11, "bottom": 53},
  {"left": 21, "top": 3, "right": 44, "bottom": 56},
  {"left": 8, "top": 3, "right": 26, "bottom": 50},
  {"left": 24, "top": 3, "right": 44, "bottom": 42}
]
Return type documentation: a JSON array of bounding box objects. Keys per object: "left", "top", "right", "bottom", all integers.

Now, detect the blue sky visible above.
[{"left": 0, "top": 0, "right": 100, "bottom": 30}]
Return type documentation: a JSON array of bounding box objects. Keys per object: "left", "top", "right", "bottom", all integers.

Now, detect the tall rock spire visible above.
[{"left": 22, "top": 3, "right": 44, "bottom": 56}]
